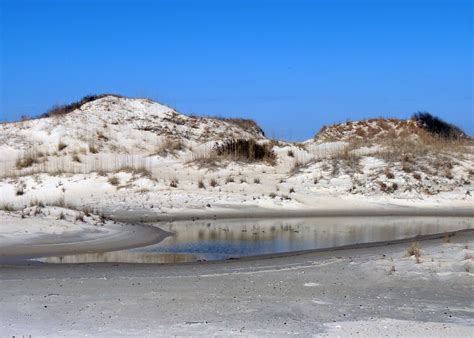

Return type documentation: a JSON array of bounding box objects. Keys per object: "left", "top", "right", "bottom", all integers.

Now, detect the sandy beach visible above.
[{"left": 1, "top": 228, "right": 473, "bottom": 336}]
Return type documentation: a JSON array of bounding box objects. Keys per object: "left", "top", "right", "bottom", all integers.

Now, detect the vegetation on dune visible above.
[
  {"left": 314, "top": 112, "right": 469, "bottom": 143},
  {"left": 188, "top": 113, "right": 265, "bottom": 138},
  {"left": 154, "top": 137, "right": 184, "bottom": 157},
  {"left": 16, "top": 155, "right": 38, "bottom": 169},
  {"left": 41, "top": 94, "right": 123, "bottom": 118},
  {"left": 412, "top": 112, "right": 465, "bottom": 140},
  {"left": 213, "top": 139, "right": 276, "bottom": 165},
  {"left": 213, "top": 117, "right": 265, "bottom": 137}
]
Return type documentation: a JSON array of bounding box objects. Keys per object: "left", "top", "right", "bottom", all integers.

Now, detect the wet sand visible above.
[{"left": 0, "top": 222, "right": 168, "bottom": 260}]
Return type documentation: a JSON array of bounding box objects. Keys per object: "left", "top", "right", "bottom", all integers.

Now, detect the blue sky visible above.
[{"left": 1, "top": 0, "right": 472, "bottom": 140}]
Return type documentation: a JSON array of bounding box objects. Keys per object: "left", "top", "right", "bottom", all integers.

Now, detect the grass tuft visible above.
[
  {"left": 154, "top": 137, "right": 184, "bottom": 157},
  {"left": 170, "top": 178, "right": 179, "bottom": 188},
  {"left": 108, "top": 176, "right": 120, "bottom": 186},
  {"left": 58, "top": 142, "right": 68, "bottom": 151},
  {"left": 407, "top": 242, "right": 421, "bottom": 263},
  {"left": 213, "top": 139, "right": 276, "bottom": 165},
  {"left": 0, "top": 203, "right": 15, "bottom": 212},
  {"left": 72, "top": 154, "right": 81, "bottom": 163},
  {"left": 198, "top": 179, "right": 205, "bottom": 189}
]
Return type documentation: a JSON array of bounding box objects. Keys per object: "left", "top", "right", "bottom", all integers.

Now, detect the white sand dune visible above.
[{"left": 0, "top": 95, "right": 472, "bottom": 245}]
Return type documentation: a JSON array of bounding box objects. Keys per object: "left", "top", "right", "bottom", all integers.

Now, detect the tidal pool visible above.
[{"left": 38, "top": 216, "right": 474, "bottom": 264}]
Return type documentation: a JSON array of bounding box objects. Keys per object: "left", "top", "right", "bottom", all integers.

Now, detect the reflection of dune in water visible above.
[
  {"left": 153, "top": 216, "right": 474, "bottom": 245},
  {"left": 36, "top": 216, "right": 474, "bottom": 264},
  {"left": 38, "top": 251, "right": 199, "bottom": 264},
  {"left": 140, "top": 216, "right": 474, "bottom": 259}
]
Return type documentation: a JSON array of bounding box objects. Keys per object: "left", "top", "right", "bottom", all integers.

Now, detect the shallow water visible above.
[{"left": 38, "top": 216, "right": 474, "bottom": 264}]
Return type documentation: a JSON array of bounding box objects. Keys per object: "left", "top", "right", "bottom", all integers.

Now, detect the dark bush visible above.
[
  {"left": 213, "top": 139, "right": 276, "bottom": 165},
  {"left": 412, "top": 112, "right": 465, "bottom": 140},
  {"left": 42, "top": 94, "right": 123, "bottom": 117}
]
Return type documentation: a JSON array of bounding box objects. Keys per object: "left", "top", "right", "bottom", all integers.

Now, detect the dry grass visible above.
[
  {"left": 190, "top": 156, "right": 221, "bottom": 170},
  {"left": 15, "top": 186, "right": 24, "bottom": 196},
  {"left": 206, "top": 116, "right": 264, "bottom": 137},
  {"left": 213, "top": 139, "right": 276, "bottom": 165},
  {"left": 75, "top": 212, "right": 85, "bottom": 222},
  {"left": 57, "top": 142, "right": 68, "bottom": 151},
  {"left": 384, "top": 168, "right": 394, "bottom": 179},
  {"left": 88, "top": 144, "right": 98, "bottom": 154},
  {"left": 170, "top": 178, "right": 179, "bottom": 188},
  {"left": 376, "top": 130, "right": 470, "bottom": 166},
  {"left": 407, "top": 242, "right": 421, "bottom": 263},
  {"left": 81, "top": 206, "right": 93, "bottom": 216},
  {"left": 30, "top": 199, "right": 45, "bottom": 208},
  {"left": 198, "top": 179, "right": 206, "bottom": 189},
  {"left": 154, "top": 137, "right": 184, "bottom": 157},
  {"left": 108, "top": 176, "right": 119, "bottom": 186},
  {"left": 116, "top": 165, "right": 153, "bottom": 179},
  {"left": 15, "top": 156, "right": 36, "bottom": 169},
  {"left": 338, "top": 146, "right": 361, "bottom": 173},
  {"left": 378, "top": 181, "right": 398, "bottom": 193},
  {"left": 464, "top": 264, "right": 471, "bottom": 273},
  {"left": 331, "top": 158, "right": 340, "bottom": 177},
  {"left": 29, "top": 197, "right": 70, "bottom": 210},
  {"left": 442, "top": 233, "right": 451, "bottom": 243},
  {"left": 210, "top": 178, "right": 218, "bottom": 187},
  {"left": 0, "top": 203, "right": 15, "bottom": 212},
  {"left": 401, "top": 163, "right": 413, "bottom": 173},
  {"left": 96, "top": 131, "right": 109, "bottom": 142},
  {"left": 289, "top": 160, "right": 303, "bottom": 175},
  {"left": 354, "top": 127, "right": 367, "bottom": 138},
  {"left": 72, "top": 154, "right": 81, "bottom": 163},
  {"left": 15, "top": 150, "right": 42, "bottom": 169},
  {"left": 444, "top": 169, "right": 453, "bottom": 179}
]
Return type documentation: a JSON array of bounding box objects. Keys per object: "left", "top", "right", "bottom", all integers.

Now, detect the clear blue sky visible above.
[{"left": 1, "top": 0, "right": 472, "bottom": 140}]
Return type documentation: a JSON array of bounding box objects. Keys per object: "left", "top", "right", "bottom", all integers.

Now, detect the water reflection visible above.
[{"left": 39, "top": 216, "right": 473, "bottom": 264}]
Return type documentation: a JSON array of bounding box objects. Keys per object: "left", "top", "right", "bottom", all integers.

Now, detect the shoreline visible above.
[
  {"left": 0, "top": 222, "right": 169, "bottom": 260},
  {"left": 110, "top": 205, "right": 474, "bottom": 223}
]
